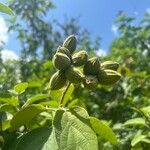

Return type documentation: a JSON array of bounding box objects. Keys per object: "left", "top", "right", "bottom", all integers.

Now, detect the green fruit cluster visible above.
[
  {"left": 83, "top": 58, "right": 121, "bottom": 89},
  {"left": 49, "top": 35, "right": 86, "bottom": 90},
  {"left": 49, "top": 35, "right": 121, "bottom": 90}
]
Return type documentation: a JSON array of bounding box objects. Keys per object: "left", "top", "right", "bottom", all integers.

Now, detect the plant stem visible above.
[{"left": 59, "top": 82, "right": 71, "bottom": 107}]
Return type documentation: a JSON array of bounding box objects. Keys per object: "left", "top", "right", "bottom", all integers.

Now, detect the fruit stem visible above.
[{"left": 59, "top": 82, "right": 71, "bottom": 107}]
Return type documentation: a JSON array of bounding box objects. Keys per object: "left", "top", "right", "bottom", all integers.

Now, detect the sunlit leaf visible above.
[
  {"left": 0, "top": 97, "right": 19, "bottom": 106},
  {"left": 43, "top": 61, "right": 53, "bottom": 69},
  {"left": 47, "top": 109, "right": 98, "bottom": 150},
  {"left": 27, "top": 82, "right": 42, "bottom": 88},
  {"left": 0, "top": 3, "right": 14, "bottom": 15},
  {"left": 0, "top": 120, "right": 11, "bottom": 131},
  {"left": 50, "top": 90, "right": 62, "bottom": 101},
  {"left": 68, "top": 99, "right": 78, "bottom": 108},
  {"left": 131, "top": 132, "right": 147, "bottom": 147},
  {"left": 140, "top": 106, "right": 150, "bottom": 116},
  {"left": 90, "top": 117, "right": 118, "bottom": 145},
  {"left": 10, "top": 104, "right": 46, "bottom": 131},
  {"left": 24, "top": 94, "right": 51, "bottom": 106},
  {"left": 14, "top": 82, "right": 28, "bottom": 94},
  {"left": 123, "top": 118, "right": 146, "bottom": 127},
  {"left": 13, "top": 108, "right": 98, "bottom": 150}
]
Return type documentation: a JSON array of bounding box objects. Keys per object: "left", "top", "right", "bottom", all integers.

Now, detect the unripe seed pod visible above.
[
  {"left": 83, "top": 75, "right": 98, "bottom": 89},
  {"left": 83, "top": 57, "right": 100, "bottom": 75},
  {"left": 56, "top": 46, "right": 71, "bottom": 60},
  {"left": 49, "top": 70, "right": 67, "bottom": 90},
  {"left": 101, "top": 61, "right": 119, "bottom": 71},
  {"left": 72, "top": 50, "right": 88, "bottom": 66},
  {"left": 53, "top": 52, "right": 71, "bottom": 70},
  {"left": 63, "top": 35, "right": 77, "bottom": 54},
  {"left": 97, "top": 69, "right": 121, "bottom": 85},
  {"left": 65, "top": 67, "right": 83, "bottom": 84}
]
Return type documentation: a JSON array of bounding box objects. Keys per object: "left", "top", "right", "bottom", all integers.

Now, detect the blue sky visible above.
[{"left": 1, "top": 0, "right": 150, "bottom": 59}]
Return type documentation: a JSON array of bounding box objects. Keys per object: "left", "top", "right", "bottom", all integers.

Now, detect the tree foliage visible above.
[{"left": 0, "top": 1, "right": 150, "bottom": 150}]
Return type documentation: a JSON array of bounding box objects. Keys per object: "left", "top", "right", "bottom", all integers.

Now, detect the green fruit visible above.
[
  {"left": 83, "top": 57, "right": 100, "bottom": 75},
  {"left": 97, "top": 69, "right": 121, "bottom": 85},
  {"left": 72, "top": 50, "right": 88, "bottom": 66},
  {"left": 56, "top": 46, "right": 71, "bottom": 59},
  {"left": 49, "top": 70, "right": 67, "bottom": 90},
  {"left": 63, "top": 35, "right": 77, "bottom": 53},
  {"left": 53, "top": 52, "right": 71, "bottom": 70},
  {"left": 101, "top": 61, "right": 119, "bottom": 71},
  {"left": 65, "top": 67, "right": 83, "bottom": 84},
  {"left": 83, "top": 75, "right": 98, "bottom": 89}
]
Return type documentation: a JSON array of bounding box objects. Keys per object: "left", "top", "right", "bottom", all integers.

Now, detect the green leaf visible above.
[
  {"left": 14, "top": 82, "right": 28, "bottom": 94},
  {"left": 123, "top": 118, "right": 146, "bottom": 127},
  {"left": 71, "top": 106, "right": 89, "bottom": 119},
  {"left": 50, "top": 90, "right": 62, "bottom": 101},
  {"left": 10, "top": 104, "right": 46, "bottom": 131},
  {"left": 13, "top": 108, "right": 98, "bottom": 150},
  {"left": 90, "top": 117, "right": 118, "bottom": 145},
  {"left": 0, "top": 3, "right": 14, "bottom": 15},
  {"left": 0, "top": 104, "right": 16, "bottom": 114},
  {"left": 140, "top": 106, "right": 150, "bottom": 115},
  {"left": 47, "top": 109, "right": 98, "bottom": 150},
  {"left": 27, "top": 81, "right": 42, "bottom": 88},
  {"left": 0, "top": 97, "right": 19, "bottom": 106},
  {"left": 43, "top": 61, "right": 53, "bottom": 69},
  {"left": 49, "top": 100, "right": 59, "bottom": 108},
  {"left": 131, "top": 132, "right": 147, "bottom": 147},
  {"left": 23, "top": 94, "right": 51, "bottom": 106},
  {"left": 15, "top": 128, "right": 52, "bottom": 150},
  {"left": 39, "top": 100, "right": 59, "bottom": 108},
  {"left": 0, "top": 120, "right": 11, "bottom": 131},
  {"left": 62, "top": 84, "right": 74, "bottom": 106},
  {"left": 141, "top": 138, "right": 150, "bottom": 144},
  {"left": 68, "top": 99, "right": 78, "bottom": 108}
]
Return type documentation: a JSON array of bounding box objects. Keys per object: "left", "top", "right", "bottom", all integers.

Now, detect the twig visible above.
[{"left": 59, "top": 82, "right": 71, "bottom": 107}]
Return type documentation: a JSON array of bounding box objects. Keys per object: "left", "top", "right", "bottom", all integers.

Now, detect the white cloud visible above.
[
  {"left": 111, "top": 24, "right": 118, "bottom": 35},
  {"left": 0, "top": 16, "right": 19, "bottom": 62},
  {"left": 0, "top": 16, "right": 8, "bottom": 45},
  {"left": 96, "top": 49, "right": 107, "bottom": 57},
  {"left": 1, "top": 49, "right": 19, "bottom": 62}
]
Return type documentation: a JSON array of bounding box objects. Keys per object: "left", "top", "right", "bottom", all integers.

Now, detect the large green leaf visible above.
[
  {"left": 0, "top": 3, "right": 14, "bottom": 15},
  {"left": 90, "top": 117, "right": 118, "bottom": 145},
  {"left": 12, "top": 108, "right": 98, "bottom": 150},
  {"left": 15, "top": 128, "right": 52, "bottom": 150},
  {"left": 10, "top": 104, "right": 46, "bottom": 131},
  {"left": 23, "top": 94, "right": 51, "bottom": 106},
  {"left": 14, "top": 82, "right": 28, "bottom": 94},
  {"left": 47, "top": 109, "right": 98, "bottom": 150},
  {"left": 123, "top": 118, "right": 146, "bottom": 127}
]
